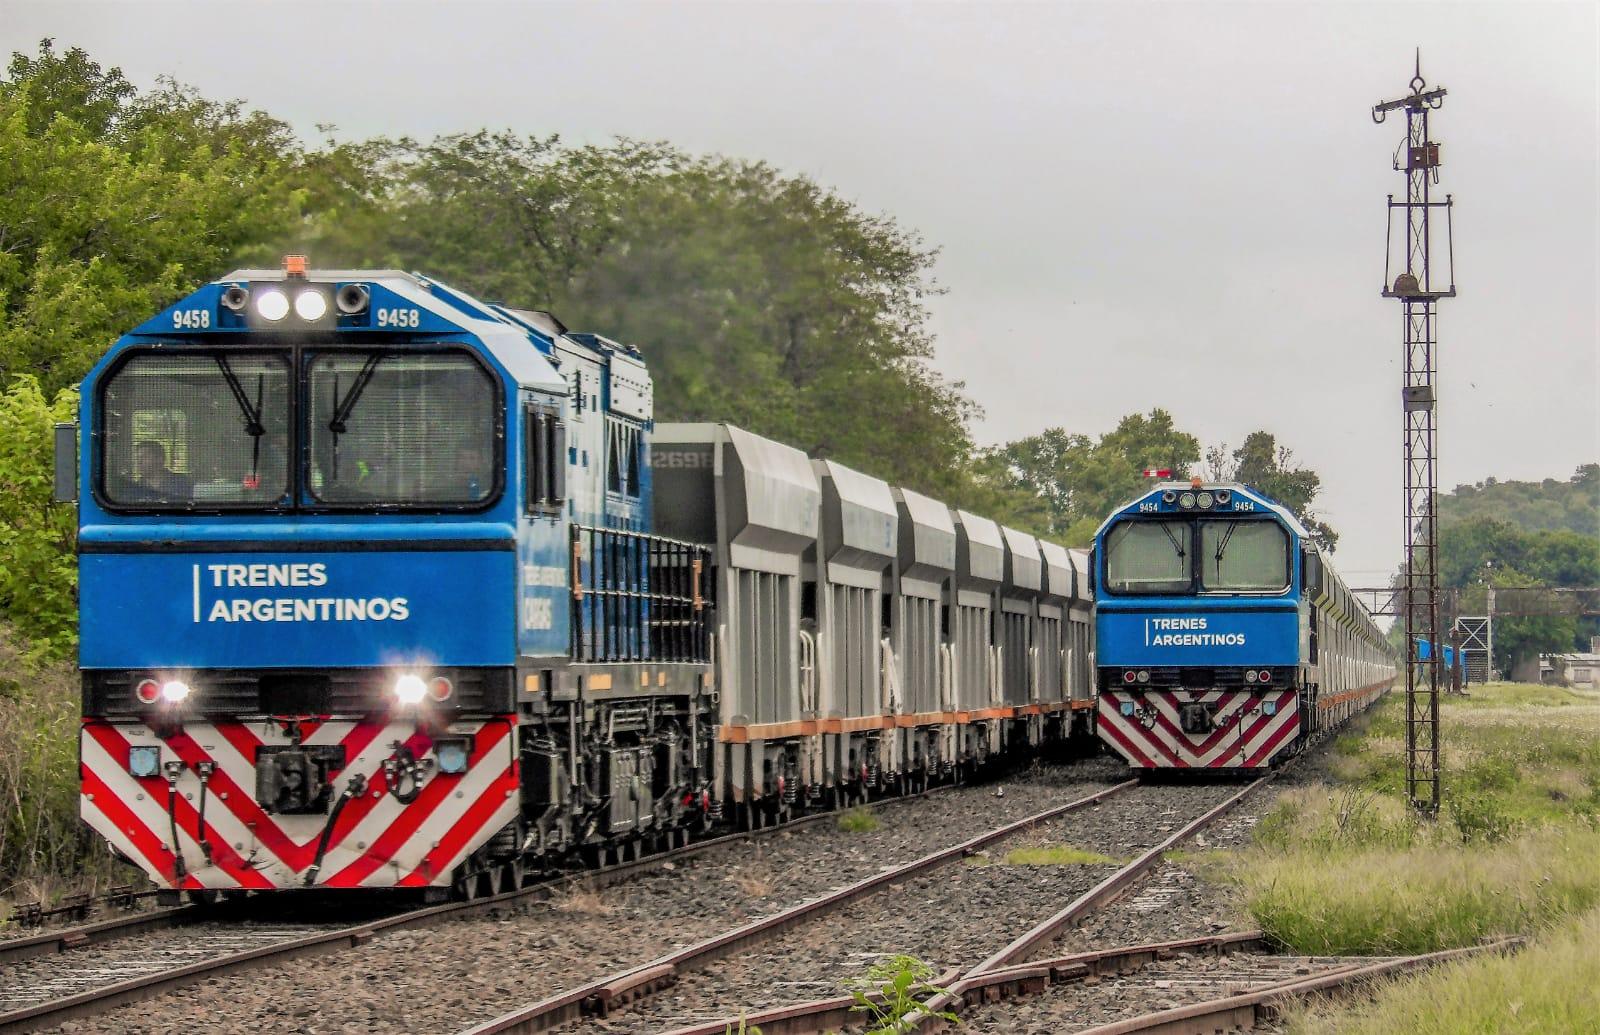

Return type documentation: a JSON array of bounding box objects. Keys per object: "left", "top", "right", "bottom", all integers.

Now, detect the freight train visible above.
[
  {"left": 1092, "top": 478, "right": 1396, "bottom": 768},
  {"left": 58, "top": 260, "right": 1095, "bottom": 900}
]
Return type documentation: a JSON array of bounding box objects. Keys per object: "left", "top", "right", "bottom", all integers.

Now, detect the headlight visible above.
[
  {"left": 1179, "top": 492, "right": 1196, "bottom": 509},
  {"left": 433, "top": 736, "right": 472, "bottom": 775},
  {"left": 294, "top": 290, "right": 328, "bottom": 321},
  {"left": 160, "top": 680, "right": 192, "bottom": 704},
  {"left": 393, "top": 673, "right": 427, "bottom": 705},
  {"left": 255, "top": 289, "right": 289, "bottom": 321},
  {"left": 128, "top": 745, "right": 161, "bottom": 778},
  {"left": 1197, "top": 491, "right": 1214, "bottom": 509},
  {"left": 1136, "top": 669, "right": 1151, "bottom": 684}
]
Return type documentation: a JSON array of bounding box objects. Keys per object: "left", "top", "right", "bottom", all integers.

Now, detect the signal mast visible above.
[{"left": 1372, "top": 52, "right": 1455, "bottom": 815}]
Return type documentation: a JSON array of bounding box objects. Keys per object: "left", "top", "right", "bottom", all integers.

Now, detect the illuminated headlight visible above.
[
  {"left": 293, "top": 290, "right": 328, "bottom": 321},
  {"left": 255, "top": 289, "right": 290, "bottom": 321},
  {"left": 433, "top": 736, "right": 472, "bottom": 775},
  {"left": 128, "top": 745, "right": 161, "bottom": 778},
  {"left": 393, "top": 673, "right": 427, "bottom": 705},
  {"left": 1196, "top": 491, "right": 1214, "bottom": 509},
  {"left": 160, "top": 680, "right": 192, "bottom": 704},
  {"left": 1179, "top": 492, "right": 1196, "bottom": 509}
]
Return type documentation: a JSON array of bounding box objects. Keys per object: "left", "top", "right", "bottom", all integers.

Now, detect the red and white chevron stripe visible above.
[
  {"left": 1096, "top": 690, "right": 1302, "bottom": 769},
  {"left": 80, "top": 717, "right": 519, "bottom": 891}
]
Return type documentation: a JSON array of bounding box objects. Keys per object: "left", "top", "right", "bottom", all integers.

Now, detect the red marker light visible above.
[
  {"left": 134, "top": 678, "right": 161, "bottom": 704},
  {"left": 428, "top": 676, "right": 454, "bottom": 702}
]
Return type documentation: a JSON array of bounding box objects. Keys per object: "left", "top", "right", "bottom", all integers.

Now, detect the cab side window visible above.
[{"left": 525, "top": 397, "right": 566, "bottom": 515}]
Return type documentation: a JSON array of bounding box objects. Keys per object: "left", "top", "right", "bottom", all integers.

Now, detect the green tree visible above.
[
  {"left": 0, "top": 378, "right": 77, "bottom": 656},
  {"left": 294, "top": 132, "right": 997, "bottom": 506},
  {"left": 1437, "top": 515, "right": 1600, "bottom": 671},
  {"left": 1206, "top": 430, "right": 1338, "bottom": 552},
  {"left": 996, "top": 410, "right": 1201, "bottom": 544},
  {"left": 1440, "top": 464, "right": 1599, "bottom": 538},
  {"left": 0, "top": 40, "right": 304, "bottom": 395}
]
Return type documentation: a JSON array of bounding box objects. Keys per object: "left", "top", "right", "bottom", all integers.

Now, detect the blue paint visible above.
[
  {"left": 1096, "top": 608, "right": 1300, "bottom": 667},
  {"left": 81, "top": 550, "right": 515, "bottom": 669},
  {"left": 77, "top": 266, "right": 660, "bottom": 676}
]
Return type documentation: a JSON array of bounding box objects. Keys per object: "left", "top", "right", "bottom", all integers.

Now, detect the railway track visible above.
[
  {"left": 643, "top": 777, "right": 1268, "bottom": 1035},
  {"left": 0, "top": 765, "right": 1102, "bottom": 1035},
  {"left": 458, "top": 777, "right": 1251, "bottom": 1035}
]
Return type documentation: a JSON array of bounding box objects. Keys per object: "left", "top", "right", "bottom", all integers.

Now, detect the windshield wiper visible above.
[
  {"left": 1213, "top": 520, "right": 1240, "bottom": 578},
  {"left": 214, "top": 356, "right": 266, "bottom": 485},
  {"left": 1159, "top": 522, "right": 1186, "bottom": 560},
  {"left": 326, "top": 354, "right": 385, "bottom": 483},
  {"left": 328, "top": 353, "right": 385, "bottom": 434}
]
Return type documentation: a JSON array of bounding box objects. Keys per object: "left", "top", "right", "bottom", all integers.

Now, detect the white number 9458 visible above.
[{"left": 376, "top": 307, "right": 421, "bottom": 328}]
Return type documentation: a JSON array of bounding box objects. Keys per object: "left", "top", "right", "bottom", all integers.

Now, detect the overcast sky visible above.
[{"left": 6, "top": 1, "right": 1597, "bottom": 584}]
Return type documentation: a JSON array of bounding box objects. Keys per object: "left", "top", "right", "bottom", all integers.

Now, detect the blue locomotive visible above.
[
  {"left": 1092, "top": 479, "right": 1394, "bottom": 768},
  {"left": 60, "top": 259, "right": 1092, "bottom": 899}
]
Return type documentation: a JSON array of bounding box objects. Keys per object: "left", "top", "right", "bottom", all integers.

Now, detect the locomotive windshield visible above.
[
  {"left": 100, "top": 352, "right": 292, "bottom": 508},
  {"left": 306, "top": 351, "right": 497, "bottom": 506},
  {"left": 1200, "top": 520, "right": 1290, "bottom": 591},
  {"left": 1104, "top": 520, "right": 1191, "bottom": 594},
  {"left": 1104, "top": 514, "right": 1292, "bottom": 595},
  {"left": 98, "top": 347, "right": 498, "bottom": 510}
]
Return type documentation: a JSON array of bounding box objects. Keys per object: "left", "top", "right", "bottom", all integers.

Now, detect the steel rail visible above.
[
  {"left": 0, "top": 777, "right": 968, "bottom": 1034},
  {"left": 647, "top": 773, "right": 1276, "bottom": 1035},
  {"left": 0, "top": 904, "right": 197, "bottom": 967},
  {"left": 968, "top": 773, "right": 1273, "bottom": 975},
  {"left": 1067, "top": 938, "right": 1522, "bottom": 1035},
  {"left": 458, "top": 779, "right": 1141, "bottom": 1035},
  {"left": 652, "top": 933, "right": 1270, "bottom": 1035}
]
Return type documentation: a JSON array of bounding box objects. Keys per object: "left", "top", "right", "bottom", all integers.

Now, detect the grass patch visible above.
[
  {"left": 1003, "top": 844, "right": 1123, "bottom": 866},
  {"left": 1286, "top": 907, "right": 1600, "bottom": 1035},
  {"left": 1232, "top": 805, "right": 1600, "bottom": 953},
  {"left": 836, "top": 807, "right": 879, "bottom": 833},
  {"left": 1208, "top": 682, "right": 1600, "bottom": 1031}
]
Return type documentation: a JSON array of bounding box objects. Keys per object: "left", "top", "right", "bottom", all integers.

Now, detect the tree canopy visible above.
[
  {"left": 994, "top": 410, "right": 1202, "bottom": 545},
  {"left": 1205, "top": 431, "right": 1338, "bottom": 552},
  {"left": 1440, "top": 464, "right": 1598, "bottom": 539}
]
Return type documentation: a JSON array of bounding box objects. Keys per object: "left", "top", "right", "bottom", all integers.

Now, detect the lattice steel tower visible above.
[{"left": 1373, "top": 52, "right": 1454, "bottom": 815}]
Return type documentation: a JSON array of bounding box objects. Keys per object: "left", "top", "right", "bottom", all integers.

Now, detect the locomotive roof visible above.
[{"left": 1093, "top": 482, "right": 1315, "bottom": 544}]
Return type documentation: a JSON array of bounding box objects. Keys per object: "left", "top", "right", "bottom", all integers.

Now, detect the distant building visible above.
[{"left": 1546, "top": 652, "right": 1599, "bottom": 689}]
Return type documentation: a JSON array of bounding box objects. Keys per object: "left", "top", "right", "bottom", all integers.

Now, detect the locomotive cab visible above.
[
  {"left": 1092, "top": 480, "right": 1393, "bottom": 769},
  {"left": 68, "top": 261, "right": 713, "bottom": 898}
]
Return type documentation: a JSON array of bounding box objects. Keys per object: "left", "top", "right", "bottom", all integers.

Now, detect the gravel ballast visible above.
[
  {"left": 566, "top": 782, "right": 1244, "bottom": 1034},
  {"left": 26, "top": 757, "right": 1125, "bottom": 1035}
]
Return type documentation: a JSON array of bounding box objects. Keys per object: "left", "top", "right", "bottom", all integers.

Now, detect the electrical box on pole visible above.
[{"left": 1373, "top": 52, "right": 1455, "bottom": 816}]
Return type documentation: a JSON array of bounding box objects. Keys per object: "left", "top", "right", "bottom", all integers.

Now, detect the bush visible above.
[
  {"left": 0, "top": 376, "right": 79, "bottom": 659},
  {"left": 0, "top": 623, "right": 125, "bottom": 907}
]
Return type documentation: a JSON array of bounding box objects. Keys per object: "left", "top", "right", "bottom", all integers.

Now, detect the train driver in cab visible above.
[{"left": 130, "top": 440, "right": 194, "bottom": 502}]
